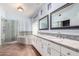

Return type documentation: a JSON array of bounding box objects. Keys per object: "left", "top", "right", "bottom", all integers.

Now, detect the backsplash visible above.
[{"left": 38, "top": 32, "right": 79, "bottom": 41}]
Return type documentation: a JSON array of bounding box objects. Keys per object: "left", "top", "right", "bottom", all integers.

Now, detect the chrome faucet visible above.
[{"left": 58, "top": 31, "right": 63, "bottom": 39}]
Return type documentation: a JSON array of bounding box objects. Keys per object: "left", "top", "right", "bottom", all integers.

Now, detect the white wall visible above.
[
  {"left": 4, "top": 8, "right": 32, "bottom": 32},
  {"left": 0, "top": 3, "right": 32, "bottom": 32},
  {"left": 32, "top": 3, "right": 79, "bottom": 36}
]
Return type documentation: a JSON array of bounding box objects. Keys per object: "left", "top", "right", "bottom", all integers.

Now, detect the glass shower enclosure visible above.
[{"left": 1, "top": 18, "right": 18, "bottom": 44}]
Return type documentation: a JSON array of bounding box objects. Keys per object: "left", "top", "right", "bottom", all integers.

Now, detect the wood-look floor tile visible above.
[{"left": 0, "top": 43, "right": 41, "bottom": 56}]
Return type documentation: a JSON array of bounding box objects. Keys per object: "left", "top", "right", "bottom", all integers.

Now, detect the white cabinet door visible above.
[
  {"left": 51, "top": 48, "right": 60, "bottom": 56},
  {"left": 46, "top": 41, "right": 61, "bottom": 56},
  {"left": 39, "top": 37, "right": 43, "bottom": 50},
  {"left": 31, "top": 36, "right": 36, "bottom": 45},
  {"left": 61, "top": 46, "right": 79, "bottom": 56},
  {"left": 25, "top": 35, "right": 32, "bottom": 44},
  {"left": 28, "top": 35, "right": 32, "bottom": 44},
  {"left": 49, "top": 42, "right": 61, "bottom": 56},
  {"left": 42, "top": 39, "right": 48, "bottom": 55},
  {"left": 25, "top": 36, "right": 29, "bottom": 44},
  {"left": 51, "top": 42, "right": 61, "bottom": 52}
]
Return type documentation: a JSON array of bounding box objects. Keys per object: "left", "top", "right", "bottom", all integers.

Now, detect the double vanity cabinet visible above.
[
  {"left": 30, "top": 34, "right": 79, "bottom": 56},
  {"left": 18, "top": 33, "right": 79, "bottom": 56}
]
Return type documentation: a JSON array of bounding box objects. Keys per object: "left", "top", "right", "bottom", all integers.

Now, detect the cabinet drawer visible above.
[
  {"left": 61, "top": 46, "right": 79, "bottom": 56},
  {"left": 51, "top": 48, "right": 60, "bottom": 56},
  {"left": 50, "top": 42, "right": 61, "bottom": 52},
  {"left": 47, "top": 41, "right": 61, "bottom": 56}
]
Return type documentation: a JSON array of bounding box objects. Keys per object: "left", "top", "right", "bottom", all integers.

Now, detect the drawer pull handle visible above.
[{"left": 67, "top": 53, "right": 71, "bottom": 55}]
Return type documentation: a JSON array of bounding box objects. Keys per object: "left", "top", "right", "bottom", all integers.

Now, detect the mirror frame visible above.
[{"left": 50, "top": 3, "right": 79, "bottom": 29}]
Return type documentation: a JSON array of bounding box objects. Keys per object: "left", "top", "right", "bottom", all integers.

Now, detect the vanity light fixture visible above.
[{"left": 17, "top": 6, "right": 24, "bottom": 12}]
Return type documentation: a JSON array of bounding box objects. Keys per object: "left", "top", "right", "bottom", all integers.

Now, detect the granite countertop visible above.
[{"left": 34, "top": 34, "right": 79, "bottom": 52}]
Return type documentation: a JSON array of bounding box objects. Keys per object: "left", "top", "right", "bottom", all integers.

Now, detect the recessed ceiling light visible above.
[{"left": 17, "top": 6, "right": 24, "bottom": 12}]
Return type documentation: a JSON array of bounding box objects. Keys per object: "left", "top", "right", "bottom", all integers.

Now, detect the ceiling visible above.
[{"left": 0, "top": 3, "right": 43, "bottom": 17}]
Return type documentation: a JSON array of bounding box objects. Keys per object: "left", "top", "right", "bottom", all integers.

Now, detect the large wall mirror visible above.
[
  {"left": 50, "top": 3, "right": 79, "bottom": 29},
  {"left": 39, "top": 15, "right": 49, "bottom": 30}
]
